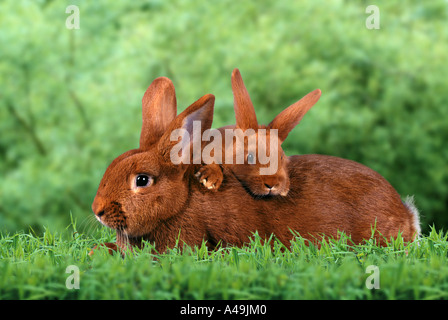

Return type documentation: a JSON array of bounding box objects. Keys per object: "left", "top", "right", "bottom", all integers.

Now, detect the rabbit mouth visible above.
[
  {"left": 254, "top": 184, "right": 290, "bottom": 197},
  {"left": 267, "top": 187, "right": 289, "bottom": 196},
  {"left": 96, "top": 201, "right": 128, "bottom": 231},
  {"left": 96, "top": 213, "right": 127, "bottom": 231},
  {"left": 242, "top": 182, "right": 285, "bottom": 198},
  {"left": 263, "top": 189, "right": 283, "bottom": 197}
]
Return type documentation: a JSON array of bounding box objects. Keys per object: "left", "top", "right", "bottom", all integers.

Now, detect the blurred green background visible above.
[{"left": 1, "top": 0, "right": 447, "bottom": 235}]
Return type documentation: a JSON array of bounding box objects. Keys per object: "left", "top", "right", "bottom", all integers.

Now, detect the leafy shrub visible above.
[{"left": 0, "top": 0, "right": 447, "bottom": 233}]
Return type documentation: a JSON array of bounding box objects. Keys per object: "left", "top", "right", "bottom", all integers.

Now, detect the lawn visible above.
[{"left": 1, "top": 219, "right": 447, "bottom": 301}]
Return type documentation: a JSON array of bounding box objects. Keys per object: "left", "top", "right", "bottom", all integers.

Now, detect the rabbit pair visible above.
[
  {"left": 92, "top": 69, "right": 421, "bottom": 253},
  {"left": 195, "top": 69, "right": 321, "bottom": 198}
]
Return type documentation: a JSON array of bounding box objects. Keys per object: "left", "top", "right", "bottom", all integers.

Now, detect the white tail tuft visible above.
[{"left": 404, "top": 195, "right": 421, "bottom": 238}]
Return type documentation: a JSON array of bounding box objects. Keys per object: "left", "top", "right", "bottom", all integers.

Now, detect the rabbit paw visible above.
[
  {"left": 195, "top": 164, "right": 223, "bottom": 191},
  {"left": 88, "top": 242, "right": 118, "bottom": 256}
]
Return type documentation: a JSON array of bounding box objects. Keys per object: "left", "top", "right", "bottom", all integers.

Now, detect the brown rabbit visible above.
[
  {"left": 196, "top": 68, "right": 321, "bottom": 197},
  {"left": 92, "top": 75, "right": 420, "bottom": 254}
]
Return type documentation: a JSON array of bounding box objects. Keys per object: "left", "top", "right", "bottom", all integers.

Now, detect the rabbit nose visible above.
[
  {"left": 92, "top": 196, "right": 106, "bottom": 217},
  {"left": 264, "top": 183, "right": 274, "bottom": 190},
  {"left": 263, "top": 177, "right": 279, "bottom": 190},
  {"left": 264, "top": 181, "right": 280, "bottom": 190}
]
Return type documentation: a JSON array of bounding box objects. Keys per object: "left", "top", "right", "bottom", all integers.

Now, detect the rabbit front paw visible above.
[
  {"left": 195, "top": 164, "right": 223, "bottom": 191},
  {"left": 88, "top": 242, "right": 118, "bottom": 256}
]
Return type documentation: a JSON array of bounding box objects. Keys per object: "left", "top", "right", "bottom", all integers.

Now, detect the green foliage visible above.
[
  {"left": 0, "top": 0, "right": 447, "bottom": 233},
  {"left": 1, "top": 226, "right": 448, "bottom": 300}
]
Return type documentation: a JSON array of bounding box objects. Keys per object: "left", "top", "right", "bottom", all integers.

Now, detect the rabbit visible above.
[
  {"left": 195, "top": 68, "right": 321, "bottom": 198},
  {"left": 91, "top": 75, "right": 421, "bottom": 254}
]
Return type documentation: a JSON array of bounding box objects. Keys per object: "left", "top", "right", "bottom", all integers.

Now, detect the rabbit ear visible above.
[
  {"left": 158, "top": 94, "right": 215, "bottom": 164},
  {"left": 267, "top": 89, "right": 321, "bottom": 142},
  {"left": 140, "top": 77, "right": 177, "bottom": 150},
  {"left": 231, "top": 68, "right": 258, "bottom": 130}
]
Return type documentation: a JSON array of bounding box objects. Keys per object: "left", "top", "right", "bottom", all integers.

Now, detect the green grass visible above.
[{"left": 1, "top": 222, "right": 448, "bottom": 300}]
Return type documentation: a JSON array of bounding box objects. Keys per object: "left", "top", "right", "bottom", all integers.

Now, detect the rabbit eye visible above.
[
  {"left": 135, "top": 174, "right": 153, "bottom": 188},
  {"left": 247, "top": 153, "right": 256, "bottom": 164}
]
